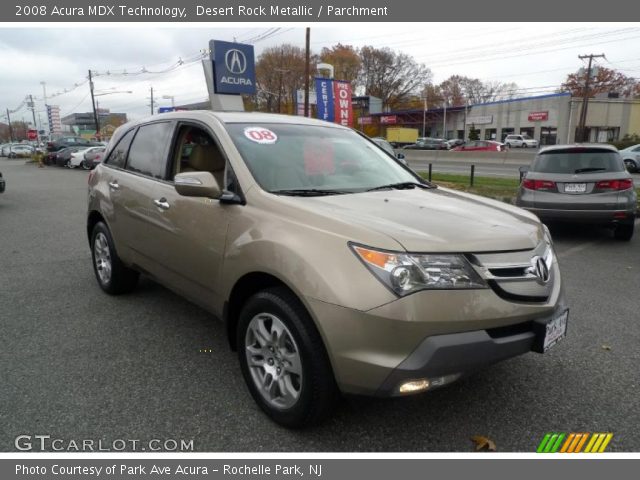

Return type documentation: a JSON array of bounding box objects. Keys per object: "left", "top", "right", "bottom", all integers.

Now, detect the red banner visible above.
[
  {"left": 380, "top": 115, "right": 397, "bottom": 124},
  {"left": 332, "top": 81, "right": 353, "bottom": 127},
  {"left": 27, "top": 129, "right": 38, "bottom": 140},
  {"left": 528, "top": 111, "right": 549, "bottom": 121}
]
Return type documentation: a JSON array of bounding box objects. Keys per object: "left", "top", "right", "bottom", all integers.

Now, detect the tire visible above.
[
  {"left": 81, "top": 160, "right": 91, "bottom": 170},
  {"left": 90, "top": 221, "right": 139, "bottom": 294},
  {"left": 506, "top": 143, "right": 511, "bottom": 148},
  {"left": 237, "top": 287, "right": 339, "bottom": 428},
  {"left": 614, "top": 221, "right": 634, "bottom": 241},
  {"left": 65, "top": 159, "right": 71, "bottom": 168}
]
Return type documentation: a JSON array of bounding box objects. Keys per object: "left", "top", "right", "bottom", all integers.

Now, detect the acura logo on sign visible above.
[
  {"left": 528, "top": 256, "right": 550, "bottom": 284},
  {"left": 225, "top": 49, "right": 247, "bottom": 74}
]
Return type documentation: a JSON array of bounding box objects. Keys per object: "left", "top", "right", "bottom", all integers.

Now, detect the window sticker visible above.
[{"left": 244, "top": 127, "right": 278, "bottom": 144}]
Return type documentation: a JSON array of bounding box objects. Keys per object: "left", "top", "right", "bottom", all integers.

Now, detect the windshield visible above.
[
  {"left": 226, "top": 123, "right": 418, "bottom": 193},
  {"left": 532, "top": 149, "right": 624, "bottom": 174}
]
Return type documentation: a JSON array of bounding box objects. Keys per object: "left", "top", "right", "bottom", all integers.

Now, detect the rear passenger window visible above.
[
  {"left": 105, "top": 129, "right": 135, "bottom": 168},
  {"left": 126, "top": 122, "right": 173, "bottom": 179}
]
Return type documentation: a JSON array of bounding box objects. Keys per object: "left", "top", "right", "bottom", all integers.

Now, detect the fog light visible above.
[
  {"left": 399, "top": 379, "right": 430, "bottom": 394},
  {"left": 429, "top": 373, "right": 461, "bottom": 387}
]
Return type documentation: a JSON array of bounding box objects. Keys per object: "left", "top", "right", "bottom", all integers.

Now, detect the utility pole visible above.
[
  {"left": 304, "top": 27, "right": 310, "bottom": 117},
  {"left": 422, "top": 93, "right": 428, "bottom": 137},
  {"left": 88, "top": 69, "right": 100, "bottom": 139},
  {"left": 29, "top": 94, "right": 38, "bottom": 143},
  {"left": 6, "top": 108, "right": 13, "bottom": 141},
  {"left": 442, "top": 99, "right": 447, "bottom": 139},
  {"left": 41, "top": 81, "right": 48, "bottom": 137},
  {"left": 576, "top": 53, "right": 605, "bottom": 142}
]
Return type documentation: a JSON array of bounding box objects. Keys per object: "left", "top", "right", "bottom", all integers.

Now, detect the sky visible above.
[{"left": 1, "top": 23, "right": 640, "bottom": 127}]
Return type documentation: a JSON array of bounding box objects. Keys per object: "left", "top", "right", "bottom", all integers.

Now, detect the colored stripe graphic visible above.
[
  {"left": 537, "top": 433, "right": 552, "bottom": 453},
  {"left": 573, "top": 433, "right": 589, "bottom": 453},
  {"left": 538, "top": 433, "right": 613, "bottom": 453},
  {"left": 560, "top": 433, "right": 576, "bottom": 453},
  {"left": 597, "top": 433, "right": 613, "bottom": 453}
]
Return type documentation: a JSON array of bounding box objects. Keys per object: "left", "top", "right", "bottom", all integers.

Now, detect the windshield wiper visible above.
[
  {"left": 574, "top": 167, "right": 608, "bottom": 174},
  {"left": 366, "top": 181, "right": 433, "bottom": 192},
  {"left": 270, "top": 188, "right": 351, "bottom": 196}
]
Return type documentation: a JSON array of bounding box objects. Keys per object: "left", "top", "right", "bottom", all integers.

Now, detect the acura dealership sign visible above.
[{"left": 210, "top": 40, "right": 256, "bottom": 95}]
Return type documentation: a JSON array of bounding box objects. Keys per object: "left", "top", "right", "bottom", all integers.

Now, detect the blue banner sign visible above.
[{"left": 315, "top": 77, "right": 334, "bottom": 122}]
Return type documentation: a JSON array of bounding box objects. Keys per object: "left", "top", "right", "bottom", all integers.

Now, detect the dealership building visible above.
[{"left": 371, "top": 92, "right": 640, "bottom": 145}]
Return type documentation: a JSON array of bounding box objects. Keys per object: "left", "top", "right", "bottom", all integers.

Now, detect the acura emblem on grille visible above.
[{"left": 528, "top": 256, "right": 550, "bottom": 284}]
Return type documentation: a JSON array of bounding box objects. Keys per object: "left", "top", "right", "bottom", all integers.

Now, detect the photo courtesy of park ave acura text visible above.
[{"left": 1, "top": 11, "right": 639, "bottom": 457}]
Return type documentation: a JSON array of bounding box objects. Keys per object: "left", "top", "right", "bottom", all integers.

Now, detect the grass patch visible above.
[{"left": 420, "top": 172, "right": 521, "bottom": 203}]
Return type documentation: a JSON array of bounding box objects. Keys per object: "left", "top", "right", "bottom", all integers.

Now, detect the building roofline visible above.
[{"left": 370, "top": 92, "right": 572, "bottom": 117}]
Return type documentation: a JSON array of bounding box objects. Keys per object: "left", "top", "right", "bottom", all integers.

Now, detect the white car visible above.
[
  {"left": 8, "top": 144, "right": 34, "bottom": 158},
  {"left": 619, "top": 144, "right": 640, "bottom": 172},
  {"left": 68, "top": 146, "right": 103, "bottom": 169},
  {"left": 505, "top": 134, "right": 538, "bottom": 149}
]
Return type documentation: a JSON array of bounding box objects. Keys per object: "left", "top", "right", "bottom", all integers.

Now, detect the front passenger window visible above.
[{"left": 126, "top": 122, "right": 173, "bottom": 179}]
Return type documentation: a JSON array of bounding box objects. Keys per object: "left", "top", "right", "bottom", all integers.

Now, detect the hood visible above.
[{"left": 290, "top": 187, "right": 543, "bottom": 252}]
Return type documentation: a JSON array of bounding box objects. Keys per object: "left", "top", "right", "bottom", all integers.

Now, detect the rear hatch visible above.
[{"left": 524, "top": 147, "right": 632, "bottom": 210}]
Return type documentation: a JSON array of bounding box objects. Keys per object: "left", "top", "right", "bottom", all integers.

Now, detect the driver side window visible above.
[{"left": 170, "top": 124, "right": 228, "bottom": 191}]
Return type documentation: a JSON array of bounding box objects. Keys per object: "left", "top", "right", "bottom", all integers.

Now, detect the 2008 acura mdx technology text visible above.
[{"left": 87, "top": 111, "right": 568, "bottom": 427}]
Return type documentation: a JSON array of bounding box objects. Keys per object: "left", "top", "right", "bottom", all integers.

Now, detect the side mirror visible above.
[
  {"left": 396, "top": 153, "right": 405, "bottom": 160},
  {"left": 174, "top": 171, "right": 221, "bottom": 199}
]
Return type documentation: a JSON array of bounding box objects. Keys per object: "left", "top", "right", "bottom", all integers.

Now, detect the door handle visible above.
[
  {"left": 108, "top": 181, "right": 119, "bottom": 190},
  {"left": 153, "top": 198, "right": 170, "bottom": 210}
]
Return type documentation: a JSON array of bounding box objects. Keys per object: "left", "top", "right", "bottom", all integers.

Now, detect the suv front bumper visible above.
[{"left": 305, "top": 259, "right": 564, "bottom": 396}]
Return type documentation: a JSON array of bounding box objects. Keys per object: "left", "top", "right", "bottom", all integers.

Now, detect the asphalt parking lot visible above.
[{"left": 1, "top": 158, "right": 639, "bottom": 452}]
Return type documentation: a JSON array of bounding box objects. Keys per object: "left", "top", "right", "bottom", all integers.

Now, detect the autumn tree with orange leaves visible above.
[{"left": 561, "top": 66, "right": 640, "bottom": 98}]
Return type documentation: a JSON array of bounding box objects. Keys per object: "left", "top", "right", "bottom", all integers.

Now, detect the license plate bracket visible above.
[{"left": 532, "top": 309, "right": 569, "bottom": 353}]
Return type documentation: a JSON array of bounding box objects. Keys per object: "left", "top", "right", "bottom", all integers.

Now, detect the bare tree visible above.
[
  {"left": 254, "top": 44, "right": 316, "bottom": 113},
  {"left": 358, "top": 46, "right": 432, "bottom": 109}
]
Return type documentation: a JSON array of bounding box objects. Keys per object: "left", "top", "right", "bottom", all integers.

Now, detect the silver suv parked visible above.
[{"left": 87, "top": 111, "right": 567, "bottom": 427}]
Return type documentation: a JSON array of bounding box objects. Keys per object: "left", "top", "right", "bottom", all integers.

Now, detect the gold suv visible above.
[{"left": 87, "top": 111, "right": 568, "bottom": 427}]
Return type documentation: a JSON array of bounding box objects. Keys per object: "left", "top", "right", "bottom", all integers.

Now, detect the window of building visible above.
[
  {"left": 541, "top": 127, "right": 557, "bottom": 146},
  {"left": 484, "top": 128, "right": 497, "bottom": 140},
  {"left": 500, "top": 128, "right": 514, "bottom": 142},
  {"left": 520, "top": 127, "right": 535, "bottom": 139}
]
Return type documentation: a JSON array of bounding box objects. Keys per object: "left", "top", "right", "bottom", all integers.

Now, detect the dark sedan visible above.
[
  {"left": 47, "top": 136, "right": 100, "bottom": 153},
  {"left": 46, "top": 147, "right": 82, "bottom": 167},
  {"left": 0, "top": 171, "right": 5, "bottom": 194},
  {"left": 516, "top": 144, "right": 636, "bottom": 240}
]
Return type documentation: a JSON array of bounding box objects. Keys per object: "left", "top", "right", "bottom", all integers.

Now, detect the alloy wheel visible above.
[
  {"left": 244, "top": 313, "right": 303, "bottom": 410},
  {"left": 93, "top": 232, "right": 112, "bottom": 285}
]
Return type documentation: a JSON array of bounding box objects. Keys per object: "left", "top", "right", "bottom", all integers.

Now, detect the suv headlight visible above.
[{"left": 350, "top": 244, "right": 487, "bottom": 296}]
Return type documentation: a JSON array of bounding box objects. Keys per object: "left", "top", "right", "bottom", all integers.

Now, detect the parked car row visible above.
[{"left": 45, "top": 145, "right": 106, "bottom": 169}]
